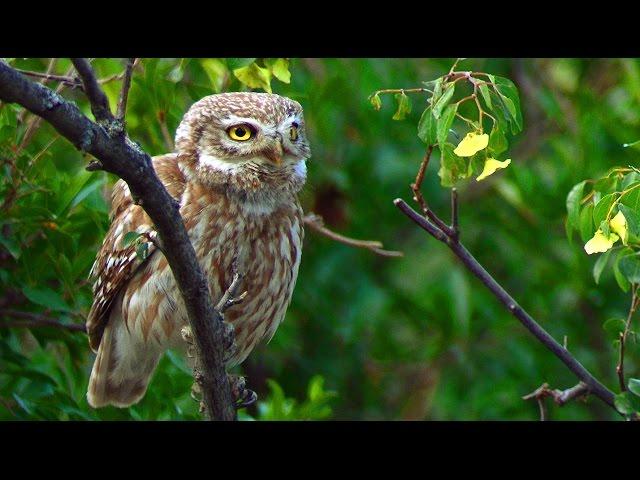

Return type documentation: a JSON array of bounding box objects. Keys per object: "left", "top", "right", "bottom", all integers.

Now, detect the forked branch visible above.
[{"left": 394, "top": 148, "right": 619, "bottom": 415}]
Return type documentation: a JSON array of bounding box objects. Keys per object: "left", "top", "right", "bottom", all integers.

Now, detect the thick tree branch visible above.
[
  {"left": 394, "top": 197, "right": 619, "bottom": 413},
  {"left": 0, "top": 60, "right": 236, "bottom": 421}
]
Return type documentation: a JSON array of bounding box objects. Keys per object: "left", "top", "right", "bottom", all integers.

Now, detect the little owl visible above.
[{"left": 86, "top": 92, "right": 310, "bottom": 408}]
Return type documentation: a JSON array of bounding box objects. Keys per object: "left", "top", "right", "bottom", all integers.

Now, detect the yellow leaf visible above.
[
  {"left": 584, "top": 229, "right": 619, "bottom": 255},
  {"left": 266, "top": 58, "right": 291, "bottom": 84},
  {"left": 453, "top": 132, "right": 489, "bottom": 157},
  {"left": 476, "top": 158, "right": 512, "bottom": 181},
  {"left": 610, "top": 210, "right": 628, "bottom": 245},
  {"left": 233, "top": 63, "right": 272, "bottom": 93}
]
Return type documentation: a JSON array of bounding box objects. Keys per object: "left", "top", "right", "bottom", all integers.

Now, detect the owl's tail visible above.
[{"left": 87, "top": 317, "right": 162, "bottom": 409}]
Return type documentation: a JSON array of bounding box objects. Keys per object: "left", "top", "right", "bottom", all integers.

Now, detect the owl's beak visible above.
[{"left": 263, "top": 140, "right": 284, "bottom": 166}]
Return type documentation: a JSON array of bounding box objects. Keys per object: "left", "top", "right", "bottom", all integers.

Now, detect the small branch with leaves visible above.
[{"left": 371, "top": 59, "right": 629, "bottom": 419}]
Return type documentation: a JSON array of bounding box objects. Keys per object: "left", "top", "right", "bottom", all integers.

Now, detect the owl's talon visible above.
[{"left": 228, "top": 374, "right": 258, "bottom": 410}]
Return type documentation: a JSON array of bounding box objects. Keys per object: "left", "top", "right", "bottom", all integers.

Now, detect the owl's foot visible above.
[
  {"left": 215, "top": 269, "right": 248, "bottom": 314},
  {"left": 228, "top": 374, "right": 257, "bottom": 410}
]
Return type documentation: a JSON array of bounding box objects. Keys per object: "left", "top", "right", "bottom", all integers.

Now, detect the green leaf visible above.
[
  {"left": 488, "top": 75, "right": 523, "bottom": 133},
  {"left": 623, "top": 139, "right": 640, "bottom": 148},
  {"left": 629, "top": 378, "right": 640, "bottom": 397},
  {"left": 21, "top": 286, "right": 72, "bottom": 312},
  {"left": 200, "top": 59, "right": 228, "bottom": 93},
  {"left": 619, "top": 252, "right": 640, "bottom": 283},
  {"left": 437, "top": 104, "right": 458, "bottom": 146},
  {"left": 622, "top": 172, "right": 640, "bottom": 189},
  {"left": 593, "top": 193, "right": 616, "bottom": 226},
  {"left": 579, "top": 203, "right": 594, "bottom": 243},
  {"left": 621, "top": 183, "right": 640, "bottom": 210},
  {"left": 479, "top": 83, "right": 492, "bottom": 109},
  {"left": 614, "top": 391, "right": 640, "bottom": 414},
  {"left": 264, "top": 58, "right": 291, "bottom": 83},
  {"left": 0, "top": 235, "right": 21, "bottom": 260},
  {"left": 430, "top": 78, "right": 443, "bottom": 105},
  {"left": 618, "top": 204, "right": 640, "bottom": 237},
  {"left": 614, "top": 248, "right": 632, "bottom": 292},
  {"left": 54, "top": 170, "right": 92, "bottom": 216},
  {"left": 593, "top": 248, "right": 612, "bottom": 284},
  {"left": 603, "top": 318, "right": 626, "bottom": 339},
  {"left": 417, "top": 107, "right": 437, "bottom": 145},
  {"left": 392, "top": 93, "right": 411, "bottom": 121},
  {"left": 566, "top": 180, "right": 586, "bottom": 229},
  {"left": 489, "top": 126, "right": 508, "bottom": 156},
  {"left": 226, "top": 58, "right": 256, "bottom": 70},
  {"left": 233, "top": 63, "right": 272, "bottom": 93},
  {"left": 432, "top": 83, "right": 455, "bottom": 119},
  {"left": 369, "top": 93, "right": 382, "bottom": 111},
  {"left": 438, "top": 143, "right": 467, "bottom": 187}
]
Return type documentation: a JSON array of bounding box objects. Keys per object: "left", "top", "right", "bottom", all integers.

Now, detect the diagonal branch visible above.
[
  {"left": 394, "top": 197, "right": 619, "bottom": 413},
  {"left": 0, "top": 59, "right": 236, "bottom": 421}
]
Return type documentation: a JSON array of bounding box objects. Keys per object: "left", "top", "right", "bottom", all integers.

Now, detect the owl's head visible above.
[{"left": 175, "top": 92, "right": 310, "bottom": 200}]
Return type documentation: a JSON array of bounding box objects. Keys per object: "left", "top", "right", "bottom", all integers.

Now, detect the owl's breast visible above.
[{"left": 184, "top": 186, "right": 304, "bottom": 366}]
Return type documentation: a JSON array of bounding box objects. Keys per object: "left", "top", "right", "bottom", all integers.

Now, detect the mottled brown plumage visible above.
[{"left": 86, "top": 93, "right": 310, "bottom": 408}]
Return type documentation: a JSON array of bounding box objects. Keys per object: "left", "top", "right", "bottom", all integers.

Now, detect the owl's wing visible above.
[{"left": 86, "top": 153, "right": 186, "bottom": 351}]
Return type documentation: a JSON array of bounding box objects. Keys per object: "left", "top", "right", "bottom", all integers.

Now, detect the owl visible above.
[{"left": 86, "top": 92, "right": 310, "bottom": 408}]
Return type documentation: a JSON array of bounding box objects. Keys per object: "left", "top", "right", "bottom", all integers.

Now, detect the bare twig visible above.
[
  {"left": 394, "top": 197, "right": 618, "bottom": 413},
  {"left": 0, "top": 309, "right": 86, "bottom": 332},
  {"left": 98, "top": 58, "right": 141, "bottom": 85},
  {"left": 0, "top": 60, "right": 236, "bottom": 421},
  {"left": 410, "top": 146, "right": 432, "bottom": 216},
  {"left": 116, "top": 58, "right": 135, "bottom": 122},
  {"left": 303, "top": 213, "right": 403, "bottom": 258},
  {"left": 15, "top": 69, "right": 82, "bottom": 89},
  {"left": 522, "top": 383, "right": 550, "bottom": 420},
  {"left": 451, "top": 188, "right": 459, "bottom": 239},
  {"left": 523, "top": 382, "right": 590, "bottom": 420},
  {"left": 158, "top": 110, "right": 175, "bottom": 151},
  {"left": 617, "top": 284, "right": 639, "bottom": 391}
]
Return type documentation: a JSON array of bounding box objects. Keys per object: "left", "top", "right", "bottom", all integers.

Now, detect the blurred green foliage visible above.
[{"left": 2, "top": 58, "right": 640, "bottom": 420}]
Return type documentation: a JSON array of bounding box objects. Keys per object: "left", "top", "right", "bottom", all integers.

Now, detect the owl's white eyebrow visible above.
[{"left": 221, "top": 115, "right": 261, "bottom": 128}]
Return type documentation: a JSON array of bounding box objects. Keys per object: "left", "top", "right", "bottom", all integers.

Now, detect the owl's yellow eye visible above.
[
  {"left": 227, "top": 124, "right": 254, "bottom": 141},
  {"left": 289, "top": 125, "right": 299, "bottom": 142}
]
